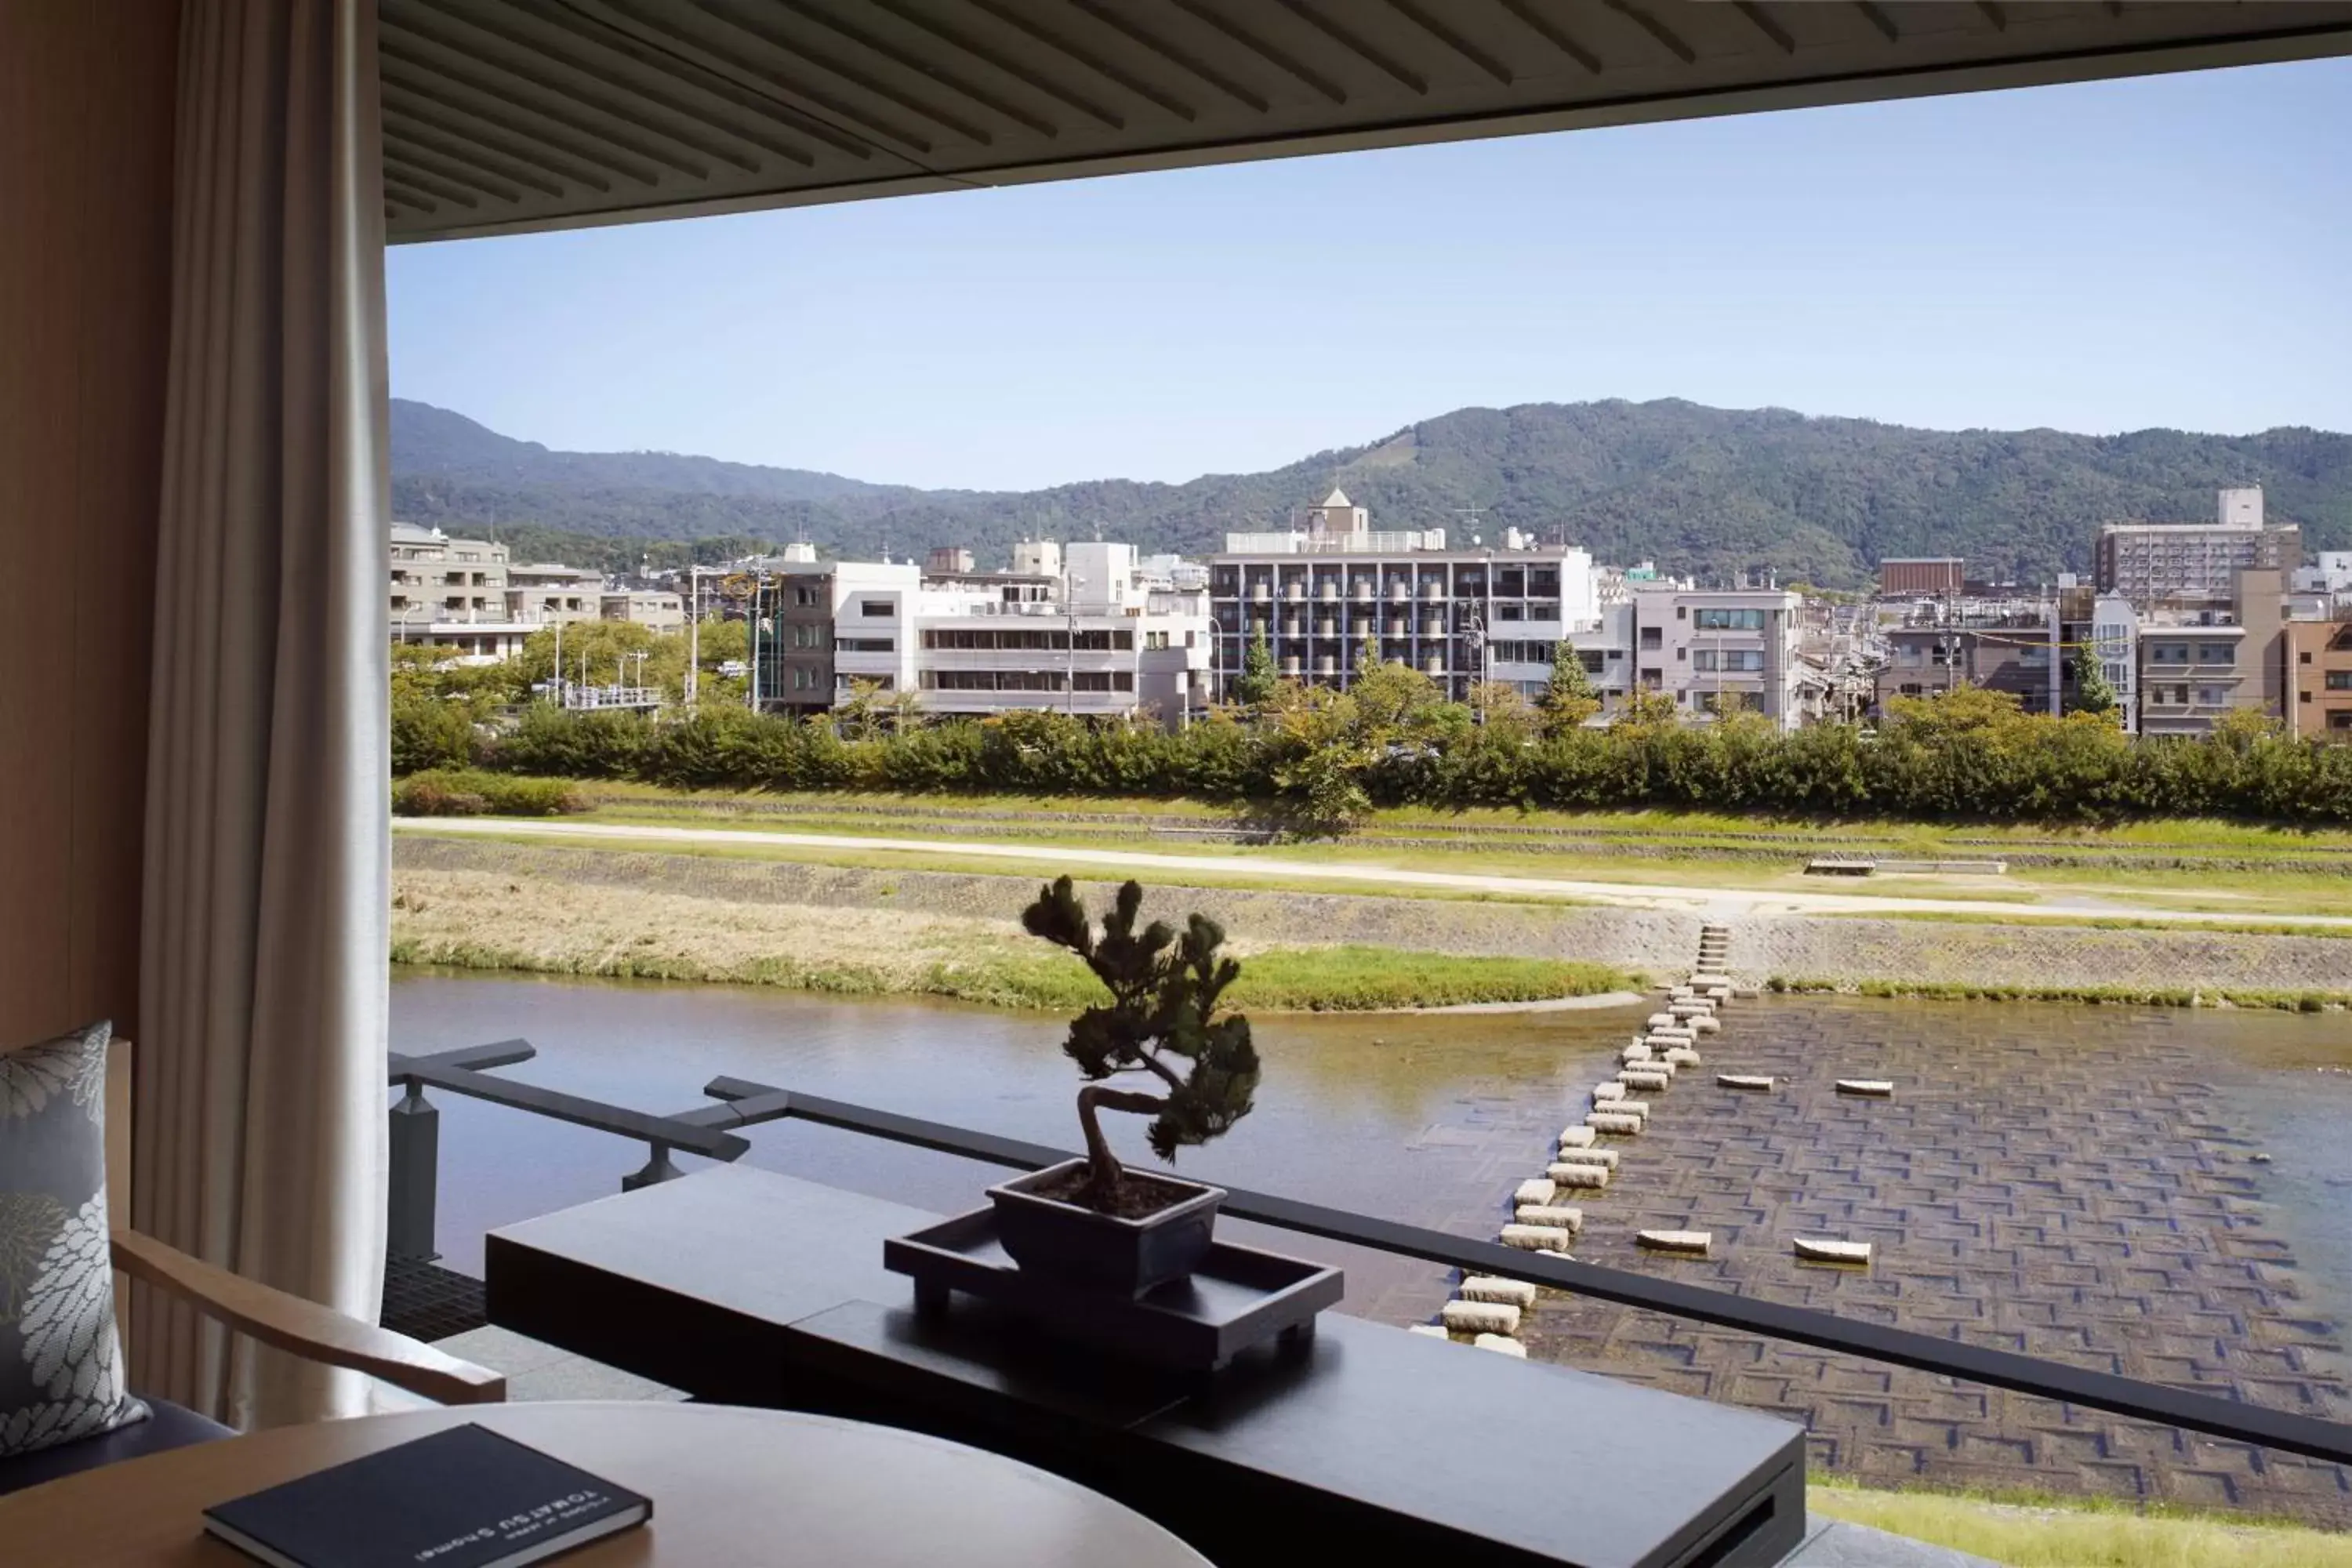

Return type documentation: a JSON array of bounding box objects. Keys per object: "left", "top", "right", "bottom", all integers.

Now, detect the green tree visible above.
[
  {"left": 1228, "top": 622, "right": 1278, "bottom": 708},
  {"left": 1540, "top": 641, "right": 1602, "bottom": 735},
  {"left": 1019, "top": 877, "right": 1261, "bottom": 1206},
  {"left": 2071, "top": 653, "right": 2119, "bottom": 719}
]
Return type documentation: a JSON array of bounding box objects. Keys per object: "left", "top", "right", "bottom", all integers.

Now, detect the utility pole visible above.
[
  {"left": 552, "top": 617, "right": 563, "bottom": 707},
  {"left": 685, "top": 567, "right": 700, "bottom": 706},
  {"left": 747, "top": 576, "right": 761, "bottom": 713},
  {"left": 1065, "top": 567, "right": 1078, "bottom": 717}
]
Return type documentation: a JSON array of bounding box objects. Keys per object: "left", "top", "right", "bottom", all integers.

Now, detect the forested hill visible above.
[{"left": 390, "top": 397, "right": 2352, "bottom": 588}]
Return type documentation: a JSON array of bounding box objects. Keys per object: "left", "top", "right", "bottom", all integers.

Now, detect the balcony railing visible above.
[{"left": 385, "top": 1040, "right": 2352, "bottom": 1472}]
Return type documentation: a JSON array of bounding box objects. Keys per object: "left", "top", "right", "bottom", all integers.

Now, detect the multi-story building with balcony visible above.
[
  {"left": 2134, "top": 568, "right": 2284, "bottom": 736},
  {"left": 1631, "top": 584, "right": 1806, "bottom": 729},
  {"left": 2287, "top": 616, "right": 2352, "bottom": 739},
  {"left": 1871, "top": 597, "right": 2056, "bottom": 715},
  {"left": 600, "top": 590, "right": 684, "bottom": 631},
  {"left": 2094, "top": 487, "right": 2300, "bottom": 605},
  {"left": 506, "top": 561, "right": 604, "bottom": 623},
  {"left": 757, "top": 545, "right": 1211, "bottom": 728},
  {"left": 1208, "top": 490, "right": 1598, "bottom": 703}
]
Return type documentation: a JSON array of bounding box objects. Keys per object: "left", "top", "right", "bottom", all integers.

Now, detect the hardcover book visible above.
[{"left": 202, "top": 1423, "right": 652, "bottom": 1568}]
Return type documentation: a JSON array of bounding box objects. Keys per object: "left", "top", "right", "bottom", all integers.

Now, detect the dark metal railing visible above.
[
  {"left": 386, "top": 1043, "right": 2352, "bottom": 1471},
  {"left": 385, "top": 1041, "right": 750, "bottom": 1261}
]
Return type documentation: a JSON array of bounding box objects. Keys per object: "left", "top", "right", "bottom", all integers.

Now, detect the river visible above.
[{"left": 393, "top": 971, "right": 2352, "bottom": 1519}]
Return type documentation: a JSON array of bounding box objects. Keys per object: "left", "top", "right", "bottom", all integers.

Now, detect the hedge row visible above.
[{"left": 392, "top": 698, "right": 2352, "bottom": 827}]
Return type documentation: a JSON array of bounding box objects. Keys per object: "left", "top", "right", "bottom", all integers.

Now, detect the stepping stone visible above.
[
  {"left": 1618, "top": 1071, "right": 1669, "bottom": 1093},
  {"left": 1500, "top": 1224, "right": 1571, "bottom": 1253},
  {"left": 1718, "top": 1074, "right": 1776, "bottom": 1091},
  {"left": 1795, "top": 1238, "right": 1872, "bottom": 1265},
  {"left": 1461, "top": 1276, "right": 1537, "bottom": 1308},
  {"left": 1552, "top": 1146, "right": 1620, "bottom": 1171},
  {"left": 1443, "top": 1299, "right": 1520, "bottom": 1336},
  {"left": 1646, "top": 1013, "right": 1676, "bottom": 1030},
  {"left": 1690, "top": 974, "right": 1730, "bottom": 990},
  {"left": 1620, "top": 1044, "right": 1653, "bottom": 1065},
  {"left": 1474, "top": 1334, "right": 1528, "bottom": 1359},
  {"left": 1585, "top": 1112, "right": 1642, "bottom": 1136},
  {"left": 1515, "top": 1204, "right": 1584, "bottom": 1231},
  {"left": 1408, "top": 1323, "right": 1451, "bottom": 1340},
  {"left": 1545, "top": 1163, "right": 1610, "bottom": 1190},
  {"left": 1668, "top": 987, "right": 1695, "bottom": 1003},
  {"left": 1558, "top": 1126, "right": 1596, "bottom": 1149},
  {"left": 1836, "top": 1080, "right": 1895, "bottom": 1098},
  {"left": 1636, "top": 1229, "right": 1713, "bottom": 1256},
  {"left": 1610, "top": 1099, "right": 1652, "bottom": 1122},
  {"left": 1692, "top": 1016, "right": 1722, "bottom": 1034},
  {"left": 1593, "top": 1082, "right": 1626, "bottom": 1104},
  {"left": 1664, "top": 1047, "right": 1702, "bottom": 1067},
  {"left": 1707, "top": 986, "right": 1733, "bottom": 1003},
  {"left": 1512, "top": 1178, "right": 1558, "bottom": 1207}
]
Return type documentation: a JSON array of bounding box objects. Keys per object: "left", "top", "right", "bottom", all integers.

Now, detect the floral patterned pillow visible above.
[{"left": 0, "top": 1021, "right": 147, "bottom": 1457}]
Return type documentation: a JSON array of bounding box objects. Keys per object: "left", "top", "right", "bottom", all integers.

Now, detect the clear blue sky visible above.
[{"left": 388, "top": 57, "right": 2350, "bottom": 494}]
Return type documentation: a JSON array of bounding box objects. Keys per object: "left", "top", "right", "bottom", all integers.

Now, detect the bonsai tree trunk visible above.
[{"left": 1076, "top": 1083, "right": 1167, "bottom": 1202}]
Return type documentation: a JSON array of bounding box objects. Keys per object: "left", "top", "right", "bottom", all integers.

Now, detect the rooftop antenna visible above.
[{"left": 1453, "top": 504, "right": 1487, "bottom": 534}]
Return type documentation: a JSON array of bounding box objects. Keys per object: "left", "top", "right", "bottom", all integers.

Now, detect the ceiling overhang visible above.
[{"left": 381, "top": 0, "right": 2352, "bottom": 243}]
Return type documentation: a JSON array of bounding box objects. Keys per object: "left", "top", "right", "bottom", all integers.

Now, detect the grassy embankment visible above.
[
  {"left": 552, "top": 782, "right": 2352, "bottom": 920},
  {"left": 389, "top": 866, "right": 1637, "bottom": 1012},
  {"left": 1810, "top": 1480, "right": 2352, "bottom": 1567}
]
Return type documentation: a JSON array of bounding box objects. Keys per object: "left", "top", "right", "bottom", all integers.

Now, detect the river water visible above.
[{"left": 393, "top": 971, "right": 2352, "bottom": 1516}]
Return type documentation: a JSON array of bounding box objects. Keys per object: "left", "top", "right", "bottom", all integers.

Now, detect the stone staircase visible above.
[{"left": 1694, "top": 922, "right": 1732, "bottom": 987}]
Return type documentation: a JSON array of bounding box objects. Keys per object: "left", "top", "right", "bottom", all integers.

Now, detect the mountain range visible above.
[{"left": 390, "top": 397, "right": 2352, "bottom": 590}]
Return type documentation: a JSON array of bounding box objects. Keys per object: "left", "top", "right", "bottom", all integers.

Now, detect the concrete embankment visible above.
[{"left": 392, "top": 836, "right": 2352, "bottom": 1004}]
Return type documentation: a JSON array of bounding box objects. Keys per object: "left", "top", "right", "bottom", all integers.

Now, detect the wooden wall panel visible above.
[{"left": 0, "top": 0, "right": 180, "bottom": 1045}]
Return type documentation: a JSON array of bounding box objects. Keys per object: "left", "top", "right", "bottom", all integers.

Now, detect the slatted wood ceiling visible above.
[{"left": 380, "top": 0, "right": 2352, "bottom": 241}]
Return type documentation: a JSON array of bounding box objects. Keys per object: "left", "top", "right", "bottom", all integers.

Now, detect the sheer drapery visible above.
[{"left": 135, "top": 0, "right": 389, "bottom": 1430}]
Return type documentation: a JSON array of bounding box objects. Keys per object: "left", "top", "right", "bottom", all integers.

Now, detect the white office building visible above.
[
  {"left": 792, "top": 547, "right": 1212, "bottom": 728},
  {"left": 1209, "top": 490, "right": 1599, "bottom": 702}
]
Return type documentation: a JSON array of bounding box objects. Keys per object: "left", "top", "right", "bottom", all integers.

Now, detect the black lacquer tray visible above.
[{"left": 884, "top": 1206, "right": 1343, "bottom": 1373}]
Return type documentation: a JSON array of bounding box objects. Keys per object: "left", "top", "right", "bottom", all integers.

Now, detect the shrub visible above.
[
  {"left": 437, "top": 695, "right": 2352, "bottom": 830},
  {"left": 390, "top": 694, "right": 477, "bottom": 775},
  {"left": 394, "top": 769, "right": 585, "bottom": 817}
]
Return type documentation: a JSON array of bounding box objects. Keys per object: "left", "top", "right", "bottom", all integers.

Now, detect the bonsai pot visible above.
[{"left": 988, "top": 1158, "right": 1225, "bottom": 1297}]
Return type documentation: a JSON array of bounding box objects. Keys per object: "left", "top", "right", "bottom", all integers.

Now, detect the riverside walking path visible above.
[{"left": 395, "top": 817, "right": 2352, "bottom": 929}]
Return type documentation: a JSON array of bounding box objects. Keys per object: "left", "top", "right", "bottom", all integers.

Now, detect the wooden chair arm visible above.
[{"left": 110, "top": 1228, "right": 506, "bottom": 1406}]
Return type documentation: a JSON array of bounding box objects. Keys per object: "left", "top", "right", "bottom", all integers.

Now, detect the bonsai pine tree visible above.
[{"left": 1021, "top": 877, "right": 1261, "bottom": 1208}]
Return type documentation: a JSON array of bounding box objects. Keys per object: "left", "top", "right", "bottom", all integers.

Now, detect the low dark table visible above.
[{"left": 486, "top": 1166, "right": 1805, "bottom": 1568}]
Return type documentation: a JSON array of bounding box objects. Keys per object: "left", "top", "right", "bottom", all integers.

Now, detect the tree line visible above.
[{"left": 395, "top": 637, "right": 2352, "bottom": 829}]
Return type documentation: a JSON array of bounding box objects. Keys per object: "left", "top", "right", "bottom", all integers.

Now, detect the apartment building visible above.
[
  {"left": 2287, "top": 619, "right": 2352, "bottom": 739},
  {"left": 1874, "top": 608, "right": 2053, "bottom": 715},
  {"left": 1208, "top": 490, "right": 1598, "bottom": 702},
  {"left": 507, "top": 561, "right": 603, "bottom": 622},
  {"left": 757, "top": 545, "right": 1212, "bottom": 728},
  {"left": 387, "top": 521, "right": 537, "bottom": 660},
  {"left": 1631, "top": 584, "right": 1806, "bottom": 730},
  {"left": 601, "top": 590, "right": 684, "bottom": 631},
  {"left": 2095, "top": 487, "right": 2301, "bottom": 604},
  {"left": 2058, "top": 588, "right": 2141, "bottom": 731},
  {"left": 2135, "top": 568, "right": 2284, "bottom": 736},
  {"left": 389, "top": 524, "right": 682, "bottom": 660}
]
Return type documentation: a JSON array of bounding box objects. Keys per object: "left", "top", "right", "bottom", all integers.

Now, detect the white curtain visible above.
[{"left": 135, "top": 0, "right": 390, "bottom": 1430}]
